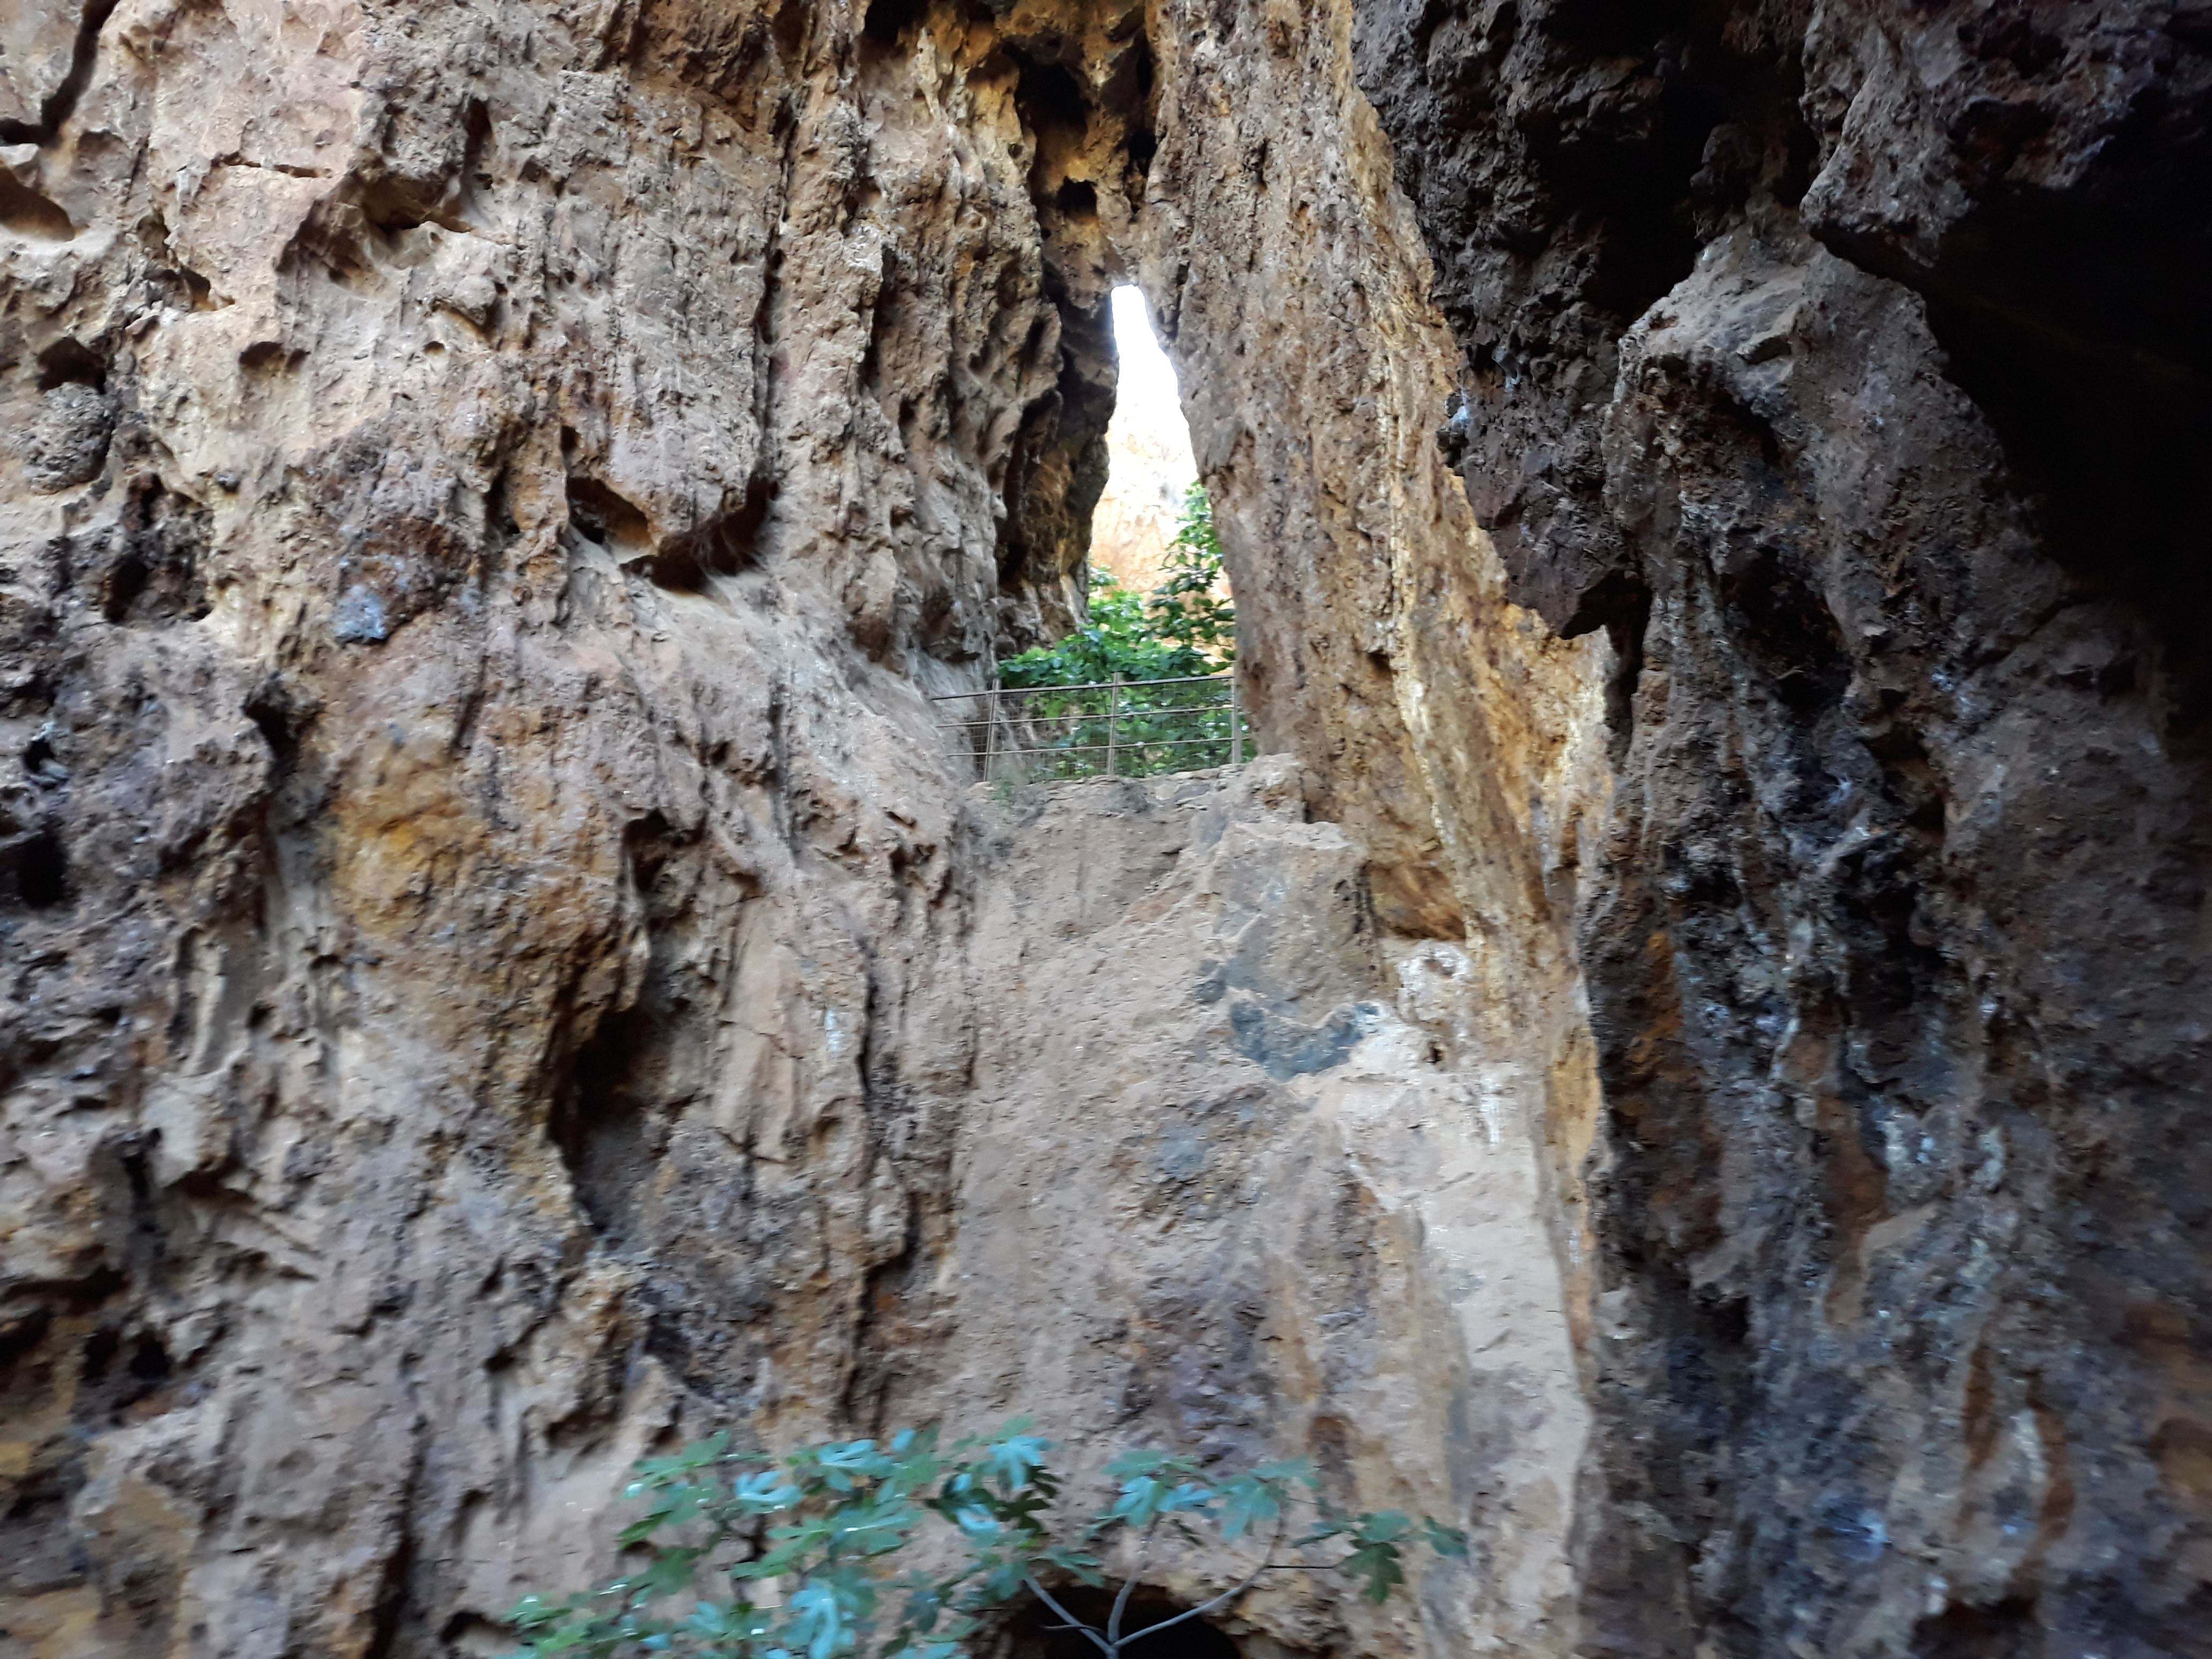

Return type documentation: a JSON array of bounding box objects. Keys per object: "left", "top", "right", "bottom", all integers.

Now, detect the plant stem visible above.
[
  {"left": 1107, "top": 1521, "right": 1159, "bottom": 1645},
  {"left": 1115, "top": 1519, "right": 1288, "bottom": 1650},
  {"left": 1023, "top": 1576, "right": 1113, "bottom": 1658}
]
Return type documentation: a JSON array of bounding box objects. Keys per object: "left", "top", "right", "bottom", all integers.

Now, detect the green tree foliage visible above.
[
  {"left": 504, "top": 1424, "right": 1467, "bottom": 1659},
  {"left": 987, "top": 489, "right": 1240, "bottom": 778},
  {"left": 1147, "top": 482, "right": 1235, "bottom": 660},
  {"left": 1000, "top": 485, "right": 1233, "bottom": 690}
]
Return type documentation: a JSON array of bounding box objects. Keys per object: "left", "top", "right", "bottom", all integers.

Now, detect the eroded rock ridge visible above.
[{"left": 2, "top": 2, "right": 2204, "bottom": 1658}]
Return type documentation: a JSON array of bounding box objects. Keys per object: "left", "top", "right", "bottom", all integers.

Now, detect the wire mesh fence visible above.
[{"left": 933, "top": 672, "right": 1249, "bottom": 784}]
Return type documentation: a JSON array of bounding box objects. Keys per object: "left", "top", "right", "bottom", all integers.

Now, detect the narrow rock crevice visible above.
[{"left": 0, "top": 0, "right": 119, "bottom": 147}]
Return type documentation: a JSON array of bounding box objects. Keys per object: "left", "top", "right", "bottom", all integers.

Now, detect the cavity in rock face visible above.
[{"left": 1352, "top": 3, "right": 2212, "bottom": 1654}]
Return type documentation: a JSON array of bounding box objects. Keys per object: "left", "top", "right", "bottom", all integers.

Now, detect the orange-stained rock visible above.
[{"left": 0, "top": 5, "right": 1600, "bottom": 1657}]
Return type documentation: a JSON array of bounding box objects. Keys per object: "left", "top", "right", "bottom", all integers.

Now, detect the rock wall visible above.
[
  {"left": 0, "top": 3, "right": 1109, "bottom": 1650},
  {"left": 1349, "top": 2, "right": 2212, "bottom": 1655},
  {"left": 913, "top": 759, "right": 1585, "bottom": 1659},
  {"left": 15, "top": 0, "right": 2196, "bottom": 1656},
  {"left": 0, "top": 3, "right": 1602, "bottom": 1657}
]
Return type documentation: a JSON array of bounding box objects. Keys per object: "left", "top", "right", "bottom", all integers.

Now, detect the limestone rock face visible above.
[
  {"left": 17, "top": 0, "right": 2197, "bottom": 1656},
  {"left": 1352, "top": 2, "right": 2212, "bottom": 1654},
  {"left": 1, "top": 3, "right": 1113, "bottom": 1650},
  {"left": 0, "top": 3, "right": 1599, "bottom": 1657},
  {"left": 903, "top": 760, "right": 1586, "bottom": 1659}
]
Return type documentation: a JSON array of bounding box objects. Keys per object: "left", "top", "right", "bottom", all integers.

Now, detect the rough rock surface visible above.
[
  {"left": 0, "top": 3, "right": 1104, "bottom": 1650},
  {"left": 1351, "top": 2, "right": 2212, "bottom": 1655},
  {"left": 17, "top": 0, "right": 2200, "bottom": 1656},
  {"left": 906, "top": 760, "right": 1584, "bottom": 1659},
  {"left": 0, "top": 3, "right": 1601, "bottom": 1657}
]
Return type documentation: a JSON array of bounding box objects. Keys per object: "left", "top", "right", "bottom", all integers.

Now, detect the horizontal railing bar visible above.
[
  {"left": 937, "top": 706, "right": 1230, "bottom": 717},
  {"left": 938, "top": 719, "right": 1230, "bottom": 734},
  {"left": 930, "top": 671, "right": 1232, "bottom": 701},
  {"left": 937, "top": 700, "right": 1231, "bottom": 714},
  {"left": 938, "top": 726, "right": 1229, "bottom": 737},
  {"left": 933, "top": 703, "right": 1238, "bottom": 716},
  {"left": 975, "top": 739, "right": 1238, "bottom": 757}
]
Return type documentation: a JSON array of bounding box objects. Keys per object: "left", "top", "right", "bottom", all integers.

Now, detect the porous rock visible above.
[
  {"left": 6, "top": 1, "right": 2202, "bottom": 1657},
  {"left": 1352, "top": 2, "right": 2212, "bottom": 1653},
  {"left": 0, "top": 4, "right": 1597, "bottom": 1657}
]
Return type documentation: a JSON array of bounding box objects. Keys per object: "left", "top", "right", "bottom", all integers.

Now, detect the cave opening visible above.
[
  {"left": 998, "top": 1585, "right": 1243, "bottom": 1659},
  {"left": 962, "top": 281, "right": 1246, "bottom": 781},
  {"left": 1088, "top": 285, "right": 1214, "bottom": 610}
]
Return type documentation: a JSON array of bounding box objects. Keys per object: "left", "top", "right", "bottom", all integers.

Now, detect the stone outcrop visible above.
[
  {"left": 1350, "top": 2, "right": 2212, "bottom": 1654},
  {"left": 910, "top": 760, "right": 1585, "bottom": 1659},
  {"left": 0, "top": 3, "right": 1598, "bottom": 1657},
  {"left": 6, "top": 1, "right": 2205, "bottom": 1657}
]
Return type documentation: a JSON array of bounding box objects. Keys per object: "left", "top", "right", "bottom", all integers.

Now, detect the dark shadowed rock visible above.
[{"left": 1352, "top": 2, "right": 2212, "bottom": 1653}]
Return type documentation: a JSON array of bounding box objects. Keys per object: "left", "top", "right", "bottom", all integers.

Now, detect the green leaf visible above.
[
  {"left": 1292, "top": 1514, "right": 1350, "bottom": 1547},
  {"left": 1031, "top": 1546, "right": 1105, "bottom": 1588},
  {"left": 1159, "top": 1482, "right": 1215, "bottom": 1515},
  {"left": 1109, "top": 1476, "right": 1164, "bottom": 1528},
  {"left": 1353, "top": 1510, "right": 1413, "bottom": 1544},
  {"left": 787, "top": 1582, "right": 851, "bottom": 1659},
  {"left": 736, "top": 1470, "right": 804, "bottom": 1512},
  {"left": 897, "top": 1579, "right": 946, "bottom": 1632},
  {"left": 1250, "top": 1458, "right": 1319, "bottom": 1490},
  {"left": 1341, "top": 1539, "right": 1407, "bottom": 1604},
  {"left": 969, "top": 1556, "right": 1028, "bottom": 1607},
  {"left": 505, "top": 1596, "right": 563, "bottom": 1632},
  {"left": 1422, "top": 1518, "right": 1470, "bottom": 1560},
  {"left": 630, "top": 1433, "right": 733, "bottom": 1490},
  {"left": 1103, "top": 1450, "right": 1171, "bottom": 1481},
  {"left": 1216, "top": 1475, "right": 1280, "bottom": 1542},
  {"left": 636, "top": 1546, "right": 706, "bottom": 1600},
  {"left": 983, "top": 1434, "right": 1051, "bottom": 1495}
]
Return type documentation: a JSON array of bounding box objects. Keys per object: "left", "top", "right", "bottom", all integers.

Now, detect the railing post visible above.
[
  {"left": 1106, "top": 676, "right": 1119, "bottom": 778},
  {"left": 1228, "top": 672, "right": 1241, "bottom": 765}
]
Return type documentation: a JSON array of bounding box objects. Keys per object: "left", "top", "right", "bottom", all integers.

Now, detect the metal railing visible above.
[{"left": 933, "top": 672, "right": 1250, "bottom": 784}]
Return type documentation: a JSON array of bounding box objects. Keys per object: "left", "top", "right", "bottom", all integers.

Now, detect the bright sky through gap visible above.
[
  {"left": 1089, "top": 286, "right": 1200, "bottom": 593},
  {"left": 1109, "top": 286, "right": 1191, "bottom": 465}
]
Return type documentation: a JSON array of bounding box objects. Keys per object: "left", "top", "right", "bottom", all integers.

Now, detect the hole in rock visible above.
[
  {"left": 1087, "top": 287, "right": 1207, "bottom": 604},
  {"left": 545, "top": 815, "right": 689, "bottom": 1243},
  {"left": 35, "top": 338, "right": 104, "bottom": 392},
  {"left": 549, "top": 1002, "right": 660, "bottom": 1244},
  {"left": 1001, "top": 1587, "right": 1240, "bottom": 1659},
  {"left": 986, "top": 286, "right": 1240, "bottom": 782},
  {"left": 128, "top": 1333, "right": 173, "bottom": 1382},
  {"left": 863, "top": 0, "right": 926, "bottom": 45},
  {"left": 11, "top": 829, "right": 69, "bottom": 909},
  {"left": 1014, "top": 58, "right": 1088, "bottom": 134},
  {"left": 0, "top": 171, "right": 75, "bottom": 241},
  {"left": 104, "top": 554, "right": 151, "bottom": 623},
  {"left": 565, "top": 475, "right": 652, "bottom": 554}
]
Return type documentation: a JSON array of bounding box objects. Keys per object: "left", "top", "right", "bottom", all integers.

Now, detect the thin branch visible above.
[
  {"left": 1024, "top": 1575, "right": 1112, "bottom": 1658},
  {"left": 1117, "top": 1518, "right": 1288, "bottom": 1650},
  {"left": 1107, "top": 1519, "right": 1159, "bottom": 1646}
]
